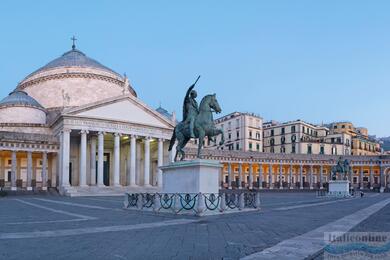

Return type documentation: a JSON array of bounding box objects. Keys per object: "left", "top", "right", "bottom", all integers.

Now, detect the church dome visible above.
[
  {"left": 26, "top": 48, "right": 122, "bottom": 79},
  {"left": 0, "top": 90, "right": 46, "bottom": 124},
  {"left": 0, "top": 90, "right": 44, "bottom": 109},
  {"left": 17, "top": 44, "right": 137, "bottom": 110}
]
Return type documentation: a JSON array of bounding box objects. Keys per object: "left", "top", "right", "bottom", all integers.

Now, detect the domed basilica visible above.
[{"left": 0, "top": 43, "right": 175, "bottom": 196}]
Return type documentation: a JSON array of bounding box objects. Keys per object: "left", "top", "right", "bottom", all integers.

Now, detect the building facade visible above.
[
  {"left": 204, "top": 112, "right": 263, "bottom": 152},
  {"left": 263, "top": 120, "right": 352, "bottom": 155},
  {"left": 327, "top": 122, "right": 381, "bottom": 155},
  {"left": 0, "top": 45, "right": 175, "bottom": 196}
]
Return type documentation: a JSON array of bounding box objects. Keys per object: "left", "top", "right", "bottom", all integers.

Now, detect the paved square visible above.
[{"left": 1, "top": 192, "right": 389, "bottom": 260}]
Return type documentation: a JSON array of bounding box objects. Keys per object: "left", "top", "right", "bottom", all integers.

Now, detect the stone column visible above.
[
  {"left": 144, "top": 137, "right": 151, "bottom": 187},
  {"left": 369, "top": 164, "right": 373, "bottom": 190},
  {"left": 113, "top": 133, "right": 121, "bottom": 187},
  {"left": 299, "top": 164, "right": 303, "bottom": 189},
  {"left": 259, "top": 162, "right": 263, "bottom": 189},
  {"left": 90, "top": 136, "right": 97, "bottom": 185},
  {"left": 61, "top": 129, "right": 71, "bottom": 187},
  {"left": 249, "top": 163, "right": 253, "bottom": 190},
  {"left": 380, "top": 165, "right": 385, "bottom": 192},
  {"left": 157, "top": 138, "right": 164, "bottom": 188},
  {"left": 238, "top": 162, "right": 243, "bottom": 189},
  {"left": 360, "top": 166, "right": 364, "bottom": 190},
  {"left": 79, "top": 130, "right": 88, "bottom": 187},
  {"left": 228, "top": 162, "right": 232, "bottom": 189},
  {"left": 27, "top": 151, "right": 33, "bottom": 190},
  {"left": 279, "top": 162, "right": 283, "bottom": 189},
  {"left": 11, "top": 151, "right": 16, "bottom": 190},
  {"left": 289, "top": 162, "right": 293, "bottom": 189},
  {"left": 269, "top": 164, "right": 273, "bottom": 189},
  {"left": 97, "top": 131, "right": 105, "bottom": 187},
  {"left": 320, "top": 164, "right": 323, "bottom": 190},
  {"left": 309, "top": 165, "right": 313, "bottom": 189},
  {"left": 42, "top": 152, "right": 47, "bottom": 190},
  {"left": 128, "top": 135, "right": 137, "bottom": 186},
  {"left": 169, "top": 141, "right": 177, "bottom": 162}
]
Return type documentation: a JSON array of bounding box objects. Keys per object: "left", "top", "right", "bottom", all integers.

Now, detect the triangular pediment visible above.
[{"left": 64, "top": 95, "right": 174, "bottom": 129}]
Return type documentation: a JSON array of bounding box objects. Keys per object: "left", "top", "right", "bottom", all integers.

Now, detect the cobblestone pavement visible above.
[{"left": 0, "top": 192, "right": 389, "bottom": 260}]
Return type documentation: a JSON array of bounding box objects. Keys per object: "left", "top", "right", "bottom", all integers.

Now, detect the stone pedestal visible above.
[
  {"left": 328, "top": 180, "right": 350, "bottom": 197},
  {"left": 160, "top": 159, "right": 221, "bottom": 194}
]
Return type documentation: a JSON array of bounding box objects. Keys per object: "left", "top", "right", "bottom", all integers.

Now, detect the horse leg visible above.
[{"left": 197, "top": 130, "right": 205, "bottom": 158}]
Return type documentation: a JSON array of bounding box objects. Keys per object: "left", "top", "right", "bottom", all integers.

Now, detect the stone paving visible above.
[{"left": 0, "top": 192, "right": 389, "bottom": 260}]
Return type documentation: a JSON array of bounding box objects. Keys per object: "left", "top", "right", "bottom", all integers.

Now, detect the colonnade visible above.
[
  {"left": 221, "top": 161, "right": 387, "bottom": 190},
  {"left": 59, "top": 129, "right": 170, "bottom": 189},
  {"left": 0, "top": 150, "right": 51, "bottom": 190}
]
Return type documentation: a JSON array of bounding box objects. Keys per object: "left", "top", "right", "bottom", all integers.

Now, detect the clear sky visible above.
[{"left": 0, "top": 1, "right": 389, "bottom": 136}]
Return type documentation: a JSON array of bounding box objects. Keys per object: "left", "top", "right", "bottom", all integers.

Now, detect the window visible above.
[
  {"left": 292, "top": 145, "right": 296, "bottom": 153},
  {"left": 249, "top": 131, "right": 252, "bottom": 138},
  {"left": 342, "top": 125, "right": 345, "bottom": 129},
  {"left": 281, "top": 136, "right": 285, "bottom": 144},
  {"left": 249, "top": 142, "right": 253, "bottom": 150},
  {"left": 320, "top": 146, "right": 324, "bottom": 154},
  {"left": 256, "top": 144, "right": 260, "bottom": 151},
  {"left": 236, "top": 143, "right": 240, "bottom": 150},
  {"left": 334, "top": 125, "right": 337, "bottom": 129},
  {"left": 302, "top": 126, "right": 305, "bottom": 133},
  {"left": 307, "top": 145, "right": 312, "bottom": 154},
  {"left": 332, "top": 146, "right": 337, "bottom": 155},
  {"left": 270, "top": 147, "right": 274, "bottom": 153},
  {"left": 281, "top": 146, "right": 285, "bottom": 153},
  {"left": 236, "top": 131, "right": 240, "bottom": 139},
  {"left": 228, "top": 133, "right": 231, "bottom": 140},
  {"left": 281, "top": 127, "right": 285, "bottom": 135},
  {"left": 331, "top": 138, "right": 335, "bottom": 143},
  {"left": 291, "top": 134, "right": 296, "bottom": 143},
  {"left": 270, "top": 138, "right": 275, "bottom": 146},
  {"left": 271, "top": 129, "right": 274, "bottom": 136},
  {"left": 256, "top": 132, "right": 261, "bottom": 140},
  {"left": 337, "top": 137, "right": 341, "bottom": 144},
  {"left": 291, "top": 125, "right": 296, "bottom": 133},
  {"left": 7, "top": 159, "right": 11, "bottom": 165}
]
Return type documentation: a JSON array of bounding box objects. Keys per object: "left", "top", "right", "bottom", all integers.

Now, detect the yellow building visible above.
[{"left": 328, "top": 122, "right": 381, "bottom": 155}]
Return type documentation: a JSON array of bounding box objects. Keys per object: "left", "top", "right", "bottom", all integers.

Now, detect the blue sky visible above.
[{"left": 0, "top": 1, "right": 389, "bottom": 136}]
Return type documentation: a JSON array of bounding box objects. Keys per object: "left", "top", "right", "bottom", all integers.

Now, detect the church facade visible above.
[{"left": 0, "top": 45, "right": 175, "bottom": 196}]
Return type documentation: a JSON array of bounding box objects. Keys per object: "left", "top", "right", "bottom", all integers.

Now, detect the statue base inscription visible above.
[
  {"left": 328, "top": 180, "right": 351, "bottom": 197},
  {"left": 160, "top": 159, "right": 221, "bottom": 194}
]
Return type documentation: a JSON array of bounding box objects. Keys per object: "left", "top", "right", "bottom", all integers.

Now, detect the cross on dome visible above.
[{"left": 71, "top": 36, "right": 77, "bottom": 50}]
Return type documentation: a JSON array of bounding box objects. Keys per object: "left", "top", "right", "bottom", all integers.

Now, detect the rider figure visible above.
[{"left": 183, "top": 84, "right": 199, "bottom": 138}]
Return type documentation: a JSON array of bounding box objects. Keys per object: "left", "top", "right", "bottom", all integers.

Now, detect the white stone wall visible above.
[
  {"left": 0, "top": 126, "right": 52, "bottom": 135},
  {"left": 0, "top": 107, "right": 46, "bottom": 124},
  {"left": 19, "top": 67, "right": 133, "bottom": 109}
]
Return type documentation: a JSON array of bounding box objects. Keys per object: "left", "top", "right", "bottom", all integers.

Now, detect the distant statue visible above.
[
  {"left": 331, "top": 157, "right": 351, "bottom": 180},
  {"left": 61, "top": 89, "right": 70, "bottom": 106},
  {"left": 168, "top": 76, "right": 224, "bottom": 161}
]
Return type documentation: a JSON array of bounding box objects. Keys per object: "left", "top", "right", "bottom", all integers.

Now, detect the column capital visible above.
[
  {"left": 131, "top": 134, "right": 138, "bottom": 139},
  {"left": 158, "top": 138, "right": 165, "bottom": 142},
  {"left": 98, "top": 131, "right": 106, "bottom": 136},
  {"left": 144, "top": 136, "right": 151, "bottom": 141},
  {"left": 62, "top": 128, "right": 72, "bottom": 134},
  {"left": 80, "top": 130, "right": 89, "bottom": 135},
  {"left": 113, "top": 132, "right": 122, "bottom": 137}
]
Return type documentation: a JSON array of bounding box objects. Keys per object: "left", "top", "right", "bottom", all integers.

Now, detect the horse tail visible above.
[{"left": 168, "top": 127, "right": 176, "bottom": 151}]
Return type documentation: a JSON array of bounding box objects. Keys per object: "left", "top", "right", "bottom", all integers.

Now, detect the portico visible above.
[{"left": 53, "top": 95, "right": 174, "bottom": 196}]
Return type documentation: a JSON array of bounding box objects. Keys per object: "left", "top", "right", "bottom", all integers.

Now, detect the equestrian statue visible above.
[
  {"left": 331, "top": 157, "right": 352, "bottom": 181},
  {"left": 168, "top": 76, "right": 224, "bottom": 161}
]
